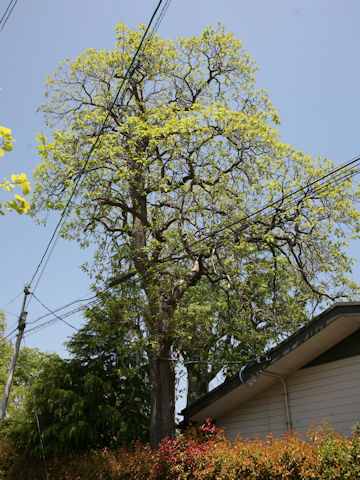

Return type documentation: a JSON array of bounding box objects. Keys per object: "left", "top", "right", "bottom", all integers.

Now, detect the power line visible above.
[
  {"left": 28, "top": 0, "right": 167, "bottom": 293},
  {"left": 25, "top": 155, "right": 360, "bottom": 338},
  {"left": 8, "top": 153, "right": 353, "bottom": 339},
  {"left": 27, "top": 292, "right": 99, "bottom": 325},
  {"left": 2, "top": 309, "right": 18, "bottom": 319},
  {"left": 31, "top": 294, "right": 78, "bottom": 331},
  {"left": 0, "top": 0, "right": 18, "bottom": 30},
  {"left": 110, "top": 155, "right": 360, "bottom": 284},
  {"left": 25, "top": 298, "right": 104, "bottom": 337},
  {"left": 152, "top": 0, "right": 172, "bottom": 35},
  {"left": 26, "top": 231, "right": 62, "bottom": 310},
  {"left": 1, "top": 1, "right": 172, "bottom": 419},
  {"left": 193, "top": 155, "right": 360, "bottom": 252},
  {"left": 3, "top": 325, "right": 18, "bottom": 338},
  {"left": 1, "top": 290, "right": 22, "bottom": 310}
]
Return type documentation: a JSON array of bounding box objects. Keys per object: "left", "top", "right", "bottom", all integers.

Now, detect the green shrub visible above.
[{"left": 4, "top": 423, "right": 360, "bottom": 479}]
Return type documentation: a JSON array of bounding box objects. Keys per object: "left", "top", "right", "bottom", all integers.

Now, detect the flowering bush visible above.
[{"left": 4, "top": 423, "right": 360, "bottom": 479}]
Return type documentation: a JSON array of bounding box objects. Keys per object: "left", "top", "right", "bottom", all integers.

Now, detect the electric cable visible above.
[
  {"left": 1, "top": 290, "right": 22, "bottom": 310},
  {"left": 25, "top": 299, "right": 103, "bottom": 337},
  {"left": 26, "top": 230, "right": 62, "bottom": 309},
  {"left": 23, "top": 155, "right": 360, "bottom": 338},
  {"left": 187, "top": 155, "right": 360, "bottom": 253},
  {"left": 27, "top": 292, "right": 99, "bottom": 325},
  {"left": 20, "top": 154, "right": 360, "bottom": 340},
  {"left": 0, "top": 0, "right": 17, "bottom": 30},
  {"left": 3, "top": 325, "right": 18, "bottom": 340},
  {"left": 4, "top": 156, "right": 356, "bottom": 342},
  {"left": 2, "top": 309, "right": 18, "bottom": 319},
  {"left": 27, "top": 0, "right": 167, "bottom": 294},
  {"left": 108, "top": 154, "right": 360, "bottom": 285},
  {"left": 152, "top": 0, "right": 171, "bottom": 36},
  {"left": 31, "top": 293, "right": 78, "bottom": 330}
]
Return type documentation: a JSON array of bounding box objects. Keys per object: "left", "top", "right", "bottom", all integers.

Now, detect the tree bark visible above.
[{"left": 148, "top": 343, "right": 175, "bottom": 449}]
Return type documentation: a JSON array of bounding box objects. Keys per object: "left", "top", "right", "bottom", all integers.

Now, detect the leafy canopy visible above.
[{"left": 33, "top": 23, "right": 360, "bottom": 304}]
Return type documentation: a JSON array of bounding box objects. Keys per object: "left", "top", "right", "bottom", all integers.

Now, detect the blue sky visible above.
[{"left": 1, "top": 0, "right": 360, "bottom": 362}]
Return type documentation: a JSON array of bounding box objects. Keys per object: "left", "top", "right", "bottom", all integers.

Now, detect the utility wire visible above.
[
  {"left": 27, "top": 292, "right": 99, "bottom": 325},
  {"left": 0, "top": 0, "right": 17, "bottom": 30},
  {"left": 33, "top": 392, "right": 49, "bottom": 480},
  {"left": 26, "top": 231, "right": 62, "bottom": 310},
  {"left": 31, "top": 294, "right": 78, "bottom": 330},
  {"left": 28, "top": 0, "right": 166, "bottom": 293},
  {"left": 187, "top": 155, "right": 360, "bottom": 254},
  {"left": 152, "top": 0, "right": 171, "bottom": 35},
  {"left": 25, "top": 300, "right": 103, "bottom": 337},
  {"left": 2, "top": 309, "right": 18, "bottom": 319},
  {"left": 26, "top": 307, "right": 89, "bottom": 335},
  {"left": 10, "top": 152, "right": 354, "bottom": 337},
  {"left": 3, "top": 325, "right": 18, "bottom": 340},
  {"left": 1, "top": 290, "right": 22, "bottom": 310},
  {"left": 23, "top": 155, "right": 360, "bottom": 338},
  {"left": 110, "top": 155, "right": 360, "bottom": 284}
]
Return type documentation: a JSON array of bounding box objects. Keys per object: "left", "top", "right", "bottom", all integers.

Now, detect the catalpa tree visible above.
[{"left": 33, "top": 23, "right": 360, "bottom": 447}]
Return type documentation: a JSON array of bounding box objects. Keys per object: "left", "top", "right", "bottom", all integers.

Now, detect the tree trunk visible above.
[
  {"left": 186, "top": 363, "right": 210, "bottom": 406},
  {"left": 148, "top": 345, "right": 175, "bottom": 449}
]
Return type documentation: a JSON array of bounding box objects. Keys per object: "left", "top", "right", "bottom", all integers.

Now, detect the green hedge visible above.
[{"left": 3, "top": 423, "right": 360, "bottom": 479}]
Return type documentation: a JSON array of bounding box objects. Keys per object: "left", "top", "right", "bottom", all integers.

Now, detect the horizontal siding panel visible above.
[
  {"left": 219, "top": 383, "right": 286, "bottom": 440},
  {"left": 289, "top": 376, "right": 359, "bottom": 393},
  {"left": 225, "top": 425, "right": 286, "bottom": 440},
  {"left": 222, "top": 404, "right": 284, "bottom": 421},
  {"left": 289, "top": 382, "right": 360, "bottom": 400},
  {"left": 288, "top": 376, "right": 360, "bottom": 396},
  {"left": 217, "top": 353, "right": 360, "bottom": 439},
  {"left": 289, "top": 370, "right": 360, "bottom": 391},
  {"left": 291, "top": 356, "right": 360, "bottom": 383},
  {"left": 290, "top": 396, "right": 360, "bottom": 415},
  {"left": 287, "top": 355, "right": 360, "bottom": 434},
  {"left": 289, "top": 394, "right": 360, "bottom": 413},
  {"left": 292, "top": 409, "right": 360, "bottom": 425},
  {"left": 301, "top": 356, "right": 360, "bottom": 374},
  {"left": 224, "top": 413, "right": 286, "bottom": 430}
]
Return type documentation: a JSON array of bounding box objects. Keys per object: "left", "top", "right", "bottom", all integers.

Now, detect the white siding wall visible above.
[{"left": 219, "top": 354, "right": 360, "bottom": 440}]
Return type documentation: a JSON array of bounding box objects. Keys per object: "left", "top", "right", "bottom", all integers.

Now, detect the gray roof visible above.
[{"left": 181, "top": 302, "right": 360, "bottom": 422}]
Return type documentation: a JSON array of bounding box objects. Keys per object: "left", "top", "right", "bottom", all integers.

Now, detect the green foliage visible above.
[
  {"left": 175, "top": 274, "right": 310, "bottom": 403},
  {"left": 4, "top": 346, "right": 50, "bottom": 422},
  {"left": 8, "top": 299, "right": 150, "bottom": 458},
  {"left": 0, "top": 313, "right": 49, "bottom": 424},
  {"left": 0, "top": 125, "right": 30, "bottom": 215},
  {"left": 10, "top": 356, "right": 146, "bottom": 457}
]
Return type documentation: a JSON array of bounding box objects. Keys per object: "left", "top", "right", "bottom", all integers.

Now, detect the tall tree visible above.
[{"left": 33, "top": 23, "right": 360, "bottom": 447}]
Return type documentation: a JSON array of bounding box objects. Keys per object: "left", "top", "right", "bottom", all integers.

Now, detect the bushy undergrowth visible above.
[{"left": 3, "top": 421, "right": 360, "bottom": 479}]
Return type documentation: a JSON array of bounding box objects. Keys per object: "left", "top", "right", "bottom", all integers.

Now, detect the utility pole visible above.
[{"left": 0, "top": 285, "right": 30, "bottom": 419}]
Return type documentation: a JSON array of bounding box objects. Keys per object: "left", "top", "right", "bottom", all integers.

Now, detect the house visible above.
[{"left": 180, "top": 302, "right": 360, "bottom": 440}]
